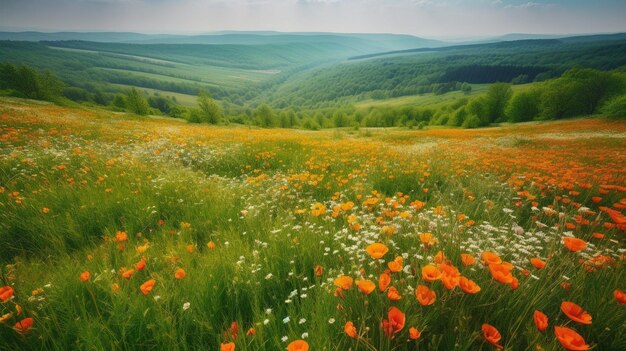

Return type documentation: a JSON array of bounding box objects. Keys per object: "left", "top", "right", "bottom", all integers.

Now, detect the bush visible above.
[
  {"left": 485, "top": 83, "right": 513, "bottom": 123},
  {"left": 462, "top": 114, "right": 482, "bottom": 129},
  {"left": 506, "top": 90, "right": 541, "bottom": 122},
  {"left": 0, "top": 63, "right": 64, "bottom": 101},
  {"left": 601, "top": 94, "right": 626, "bottom": 119},
  {"left": 125, "top": 88, "right": 149, "bottom": 115}
]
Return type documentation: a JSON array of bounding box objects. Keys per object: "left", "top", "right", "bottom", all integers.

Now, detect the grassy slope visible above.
[{"left": 354, "top": 83, "right": 535, "bottom": 110}]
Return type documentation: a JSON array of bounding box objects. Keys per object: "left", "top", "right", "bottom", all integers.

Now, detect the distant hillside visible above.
[
  {"left": 348, "top": 33, "right": 626, "bottom": 61},
  {"left": 0, "top": 31, "right": 178, "bottom": 42},
  {"left": 0, "top": 31, "right": 445, "bottom": 52}
]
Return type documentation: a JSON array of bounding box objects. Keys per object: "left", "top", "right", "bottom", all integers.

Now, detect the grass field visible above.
[
  {"left": 354, "top": 83, "right": 535, "bottom": 110},
  {"left": 0, "top": 97, "right": 625, "bottom": 350}
]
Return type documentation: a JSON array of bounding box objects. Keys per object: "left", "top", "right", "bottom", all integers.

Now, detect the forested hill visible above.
[
  {"left": 264, "top": 35, "right": 626, "bottom": 108},
  {"left": 1, "top": 31, "right": 625, "bottom": 129}
]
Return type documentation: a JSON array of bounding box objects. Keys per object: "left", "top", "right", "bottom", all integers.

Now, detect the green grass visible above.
[{"left": 355, "top": 83, "right": 535, "bottom": 110}]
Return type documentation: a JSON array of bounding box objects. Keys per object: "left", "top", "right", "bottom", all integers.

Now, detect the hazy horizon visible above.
[{"left": 1, "top": 0, "right": 625, "bottom": 39}]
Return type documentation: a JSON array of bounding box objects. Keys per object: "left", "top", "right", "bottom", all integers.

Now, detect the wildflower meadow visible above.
[{"left": 0, "top": 97, "right": 625, "bottom": 350}]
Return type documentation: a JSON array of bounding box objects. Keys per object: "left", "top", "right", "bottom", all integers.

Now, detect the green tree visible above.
[
  {"left": 506, "top": 90, "right": 541, "bottom": 122},
  {"left": 38, "top": 70, "right": 64, "bottom": 100},
  {"left": 333, "top": 111, "right": 348, "bottom": 128},
  {"left": 461, "top": 83, "right": 472, "bottom": 95},
  {"left": 111, "top": 94, "right": 126, "bottom": 110},
  {"left": 601, "top": 94, "right": 626, "bottom": 119},
  {"left": 448, "top": 107, "right": 466, "bottom": 127},
  {"left": 14, "top": 65, "right": 41, "bottom": 99},
  {"left": 125, "top": 88, "right": 149, "bottom": 115},
  {"left": 562, "top": 67, "right": 622, "bottom": 114},
  {"left": 484, "top": 83, "right": 513, "bottom": 123},
  {"left": 540, "top": 79, "right": 586, "bottom": 119},
  {"left": 466, "top": 96, "right": 489, "bottom": 126},
  {"left": 197, "top": 90, "right": 222, "bottom": 124},
  {"left": 255, "top": 104, "right": 275, "bottom": 128}
]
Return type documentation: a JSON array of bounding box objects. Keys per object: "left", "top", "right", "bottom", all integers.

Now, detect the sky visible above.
[{"left": 0, "top": 0, "right": 625, "bottom": 38}]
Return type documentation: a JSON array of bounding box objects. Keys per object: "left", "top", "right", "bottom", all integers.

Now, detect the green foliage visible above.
[
  {"left": 111, "top": 94, "right": 126, "bottom": 110},
  {"left": 125, "top": 88, "right": 149, "bottom": 115},
  {"left": 0, "top": 63, "right": 64, "bottom": 101},
  {"left": 332, "top": 111, "right": 348, "bottom": 128},
  {"left": 601, "top": 94, "right": 626, "bottom": 119},
  {"left": 484, "top": 83, "right": 513, "bottom": 123},
  {"left": 466, "top": 96, "right": 489, "bottom": 126},
  {"left": 461, "top": 114, "right": 482, "bottom": 128},
  {"left": 506, "top": 90, "right": 541, "bottom": 122},
  {"left": 540, "top": 67, "right": 624, "bottom": 119},
  {"left": 255, "top": 104, "right": 275, "bottom": 127},
  {"left": 197, "top": 90, "right": 222, "bottom": 124},
  {"left": 461, "top": 82, "right": 472, "bottom": 94}
]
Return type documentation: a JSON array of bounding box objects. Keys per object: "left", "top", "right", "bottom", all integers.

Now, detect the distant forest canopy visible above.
[{"left": 1, "top": 32, "right": 625, "bottom": 128}]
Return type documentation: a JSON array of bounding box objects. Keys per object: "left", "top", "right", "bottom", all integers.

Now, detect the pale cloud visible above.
[
  {"left": 0, "top": 0, "right": 624, "bottom": 37},
  {"left": 504, "top": 2, "right": 554, "bottom": 9}
]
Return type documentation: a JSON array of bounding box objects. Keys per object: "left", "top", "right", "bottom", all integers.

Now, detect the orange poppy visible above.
[
  {"left": 441, "top": 272, "right": 460, "bottom": 290},
  {"left": 229, "top": 321, "right": 239, "bottom": 339},
  {"left": 530, "top": 258, "right": 546, "bottom": 269},
  {"left": 379, "top": 272, "right": 391, "bottom": 292},
  {"left": 310, "top": 202, "right": 326, "bottom": 217},
  {"left": 434, "top": 251, "right": 446, "bottom": 264},
  {"left": 459, "top": 277, "right": 481, "bottom": 294},
  {"left": 563, "top": 237, "right": 586, "bottom": 252},
  {"left": 533, "top": 310, "right": 548, "bottom": 332},
  {"left": 344, "top": 321, "right": 358, "bottom": 338},
  {"left": 134, "top": 257, "right": 146, "bottom": 271},
  {"left": 421, "top": 265, "right": 442, "bottom": 282},
  {"left": 489, "top": 264, "right": 514, "bottom": 284},
  {"left": 0, "top": 286, "right": 14, "bottom": 302},
  {"left": 615, "top": 289, "right": 626, "bottom": 304},
  {"left": 382, "top": 307, "right": 405, "bottom": 337},
  {"left": 314, "top": 265, "right": 323, "bottom": 277},
  {"left": 334, "top": 276, "right": 353, "bottom": 290},
  {"left": 510, "top": 276, "right": 519, "bottom": 290},
  {"left": 409, "top": 326, "right": 421, "bottom": 340},
  {"left": 287, "top": 339, "right": 309, "bottom": 351},
  {"left": 419, "top": 233, "right": 437, "bottom": 248},
  {"left": 140, "top": 279, "right": 156, "bottom": 295},
  {"left": 14, "top": 317, "right": 33, "bottom": 334},
  {"left": 554, "top": 326, "right": 590, "bottom": 351},
  {"left": 366, "top": 243, "right": 389, "bottom": 259},
  {"left": 80, "top": 271, "right": 90, "bottom": 282},
  {"left": 357, "top": 279, "right": 376, "bottom": 295},
  {"left": 115, "top": 231, "right": 128, "bottom": 242},
  {"left": 387, "top": 256, "right": 403, "bottom": 273},
  {"left": 481, "top": 323, "right": 503, "bottom": 349},
  {"left": 220, "top": 342, "right": 235, "bottom": 351},
  {"left": 481, "top": 251, "right": 502, "bottom": 265},
  {"left": 175, "top": 268, "right": 186, "bottom": 280},
  {"left": 246, "top": 327, "right": 256, "bottom": 336},
  {"left": 561, "top": 301, "right": 592, "bottom": 324},
  {"left": 415, "top": 285, "right": 436, "bottom": 306},
  {"left": 387, "top": 286, "right": 401, "bottom": 301},
  {"left": 121, "top": 268, "right": 134, "bottom": 279},
  {"left": 461, "top": 253, "right": 475, "bottom": 266}
]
